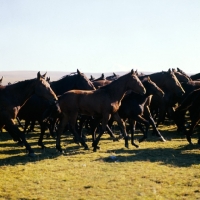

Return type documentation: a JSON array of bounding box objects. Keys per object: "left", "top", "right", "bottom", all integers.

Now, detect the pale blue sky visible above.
[{"left": 1, "top": 0, "right": 200, "bottom": 74}]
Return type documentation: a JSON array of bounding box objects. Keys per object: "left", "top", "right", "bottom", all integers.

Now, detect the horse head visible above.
[
  {"left": 127, "top": 69, "right": 146, "bottom": 95},
  {"left": 35, "top": 72, "right": 58, "bottom": 104},
  {"left": 76, "top": 69, "right": 96, "bottom": 90},
  {"left": 141, "top": 76, "right": 164, "bottom": 97},
  {"left": 164, "top": 69, "right": 185, "bottom": 97}
]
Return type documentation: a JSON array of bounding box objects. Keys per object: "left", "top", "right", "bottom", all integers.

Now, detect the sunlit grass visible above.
[{"left": 0, "top": 121, "right": 200, "bottom": 200}]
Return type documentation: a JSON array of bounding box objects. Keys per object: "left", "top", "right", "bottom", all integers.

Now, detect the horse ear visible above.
[
  {"left": 102, "top": 73, "right": 104, "bottom": 78},
  {"left": 77, "top": 69, "right": 81, "bottom": 75},
  {"left": 168, "top": 68, "right": 172, "bottom": 73},
  {"left": 37, "top": 71, "right": 41, "bottom": 79},
  {"left": 113, "top": 72, "right": 116, "bottom": 76},
  {"left": 42, "top": 72, "right": 47, "bottom": 79},
  {"left": 0, "top": 76, "right": 3, "bottom": 82},
  {"left": 131, "top": 69, "right": 134, "bottom": 74}
]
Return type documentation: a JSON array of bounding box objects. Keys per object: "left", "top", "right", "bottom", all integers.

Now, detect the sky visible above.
[{"left": 0, "top": 0, "right": 200, "bottom": 74}]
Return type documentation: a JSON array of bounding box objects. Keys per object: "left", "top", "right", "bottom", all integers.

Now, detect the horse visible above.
[
  {"left": 172, "top": 68, "right": 190, "bottom": 83},
  {"left": 56, "top": 69, "right": 146, "bottom": 152},
  {"left": 17, "top": 69, "right": 96, "bottom": 149},
  {"left": 107, "top": 76, "right": 165, "bottom": 146},
  {"left": 106, "top": 72, "right": 119, "bottom": 81},
  {"left": 0, "top": 72, "right": 58, "bottom": 157},
  {"left": 90, "top": 73, "right": 105, "bottom": 81},
  {"left": 173, "top": 88, "right": 200, "bottom": 145},
  {"left": 92, "top": 79, "right": 112, "bottom": 89},
  {"left": 190, "top": 72, "right": 200, "bottom": 81},
  {"left": 148, "top": 69, "right": 185, "bottom": 127},
  {"left": 89, "top": 73, "right": 112, "bottom": 88},
  {"left": 176, "top": 68, "right": 192, "bottom": 81}
]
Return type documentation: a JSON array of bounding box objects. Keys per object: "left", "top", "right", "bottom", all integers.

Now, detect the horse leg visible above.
[
  {"left": 111, "top": 112, "right": 133, "bottom": 148},
  {"left": 133, "top": 115, "right": 149, "bottom": 143},
  {"left": 56, "top": 114, "right": 69, "bottom": 153},
  {"left": 149, "top": 115, "right": 166, "bottom": 142},
  {"left": 29, "top": 120, "right": 36, "bottom": 132},
  {"left": 186, "top": 115, "right": 200, "bottom": 145},
  {"left": 68, "top": 114, "right": 89, "bottom": 150},
  {"left": 144, "top": 105, "right": 166, "bottom": 142},
  {"left": 107, "top": 119, "right": 118, "bottom": 141},
  {"left": 38, "top": 121, "right": 47, "bottom": 149},
  {"left": 5, "top": 119, "right": 35, "bottom": 157},
  {"left": 92, "top": 114, "right": 110, "bottom": 152},
  {"left": 16, "top": 117, "right": 24, "bottom": 129},
  {"left": 128, "top": 119, "right": 137, "bottom": 146},
  {"left": 23, "top": 120, "right": 30, "bottom": 134}
]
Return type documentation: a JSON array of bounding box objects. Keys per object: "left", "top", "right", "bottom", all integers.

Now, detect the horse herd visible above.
[{"left": 0, "top": 68, "right": 200, "bottom": 157}]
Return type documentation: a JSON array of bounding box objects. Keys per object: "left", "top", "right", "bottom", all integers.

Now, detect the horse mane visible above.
[
  {"left": 6, "top": 79, "right": 35, "bottom": 88},
  {"left": 98, "top": 72, "right": 130, "bottom": 90}
]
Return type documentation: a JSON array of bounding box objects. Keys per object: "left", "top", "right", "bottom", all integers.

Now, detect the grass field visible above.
[{"left": 0, "top": 121, "right": 200, "bottom": 200}]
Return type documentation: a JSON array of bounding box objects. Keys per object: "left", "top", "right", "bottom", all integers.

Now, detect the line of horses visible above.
[{"left": 1, "top": 68, "right": 200, "bottom": 157}]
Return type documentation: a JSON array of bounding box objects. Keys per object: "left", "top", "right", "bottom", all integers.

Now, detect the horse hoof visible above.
[
  {"left": 160, "top": 137, "right": 166, "bottom": 142},
  {"left": 84, "top": 146, "right": 89, "bottom": 150},
  {"left": 125, "top": 144, "right": 129, "bottom": 149},
  {"left": 28, "top": 153, "right": 36, "bottom": 157},
  {"left": 118, "top": 135, "right": 124, "bottom": 140},
  {"left": 17, "top": 141, "right": 24, "bottom": 147},
  {"left": 132, "top": 143, "right": 139, "bottom": 148},
  {"left": 112, "top": 137, "right": 119, "bottom": 142}
]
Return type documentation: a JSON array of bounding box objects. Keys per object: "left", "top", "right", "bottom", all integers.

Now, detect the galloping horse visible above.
[
  {"left": 17, "top": 69, "right": 95, "bottom": 148},
  {"left": 108, "top": 76, "right": 165, "bottom": 146},
  {"left": 56, "top": 69, "right": 146, "bottom": 152},
  {"left": 0, "top": 72, "right": 57, "bottom": 157}
]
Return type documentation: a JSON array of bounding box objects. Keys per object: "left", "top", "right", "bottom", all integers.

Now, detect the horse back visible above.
[{"left": 58, "top": 89, "right": 116, "bottom": 116}]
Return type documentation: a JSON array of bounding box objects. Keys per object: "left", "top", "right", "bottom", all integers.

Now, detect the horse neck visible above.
[
  {"left": 148, "top": 73, "right": 168, "bottom": 91},
  {"left": 6, "top": 79, "right": 35, "bottom": 107},
  {"left": 50, "top": 75, "right": 76, "bottom": 95},
  {"left": 104, "top": 76, "right": 129, "bottom": 101}
]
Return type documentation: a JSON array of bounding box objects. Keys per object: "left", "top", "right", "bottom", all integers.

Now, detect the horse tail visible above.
[{"left": 176, "top": 89, "right": 200, "bottom": 112}]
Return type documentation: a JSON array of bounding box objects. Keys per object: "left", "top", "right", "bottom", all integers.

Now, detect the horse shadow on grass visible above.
[{"left": 96, "top": 142, "right": 200, "bottom": 168}]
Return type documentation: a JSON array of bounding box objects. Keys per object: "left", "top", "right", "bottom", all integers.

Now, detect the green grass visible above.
[{"left": 0, "top": 122, "right": 200, "bottom": 200}]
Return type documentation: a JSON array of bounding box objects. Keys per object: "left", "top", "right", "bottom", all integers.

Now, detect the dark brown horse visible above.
[
  {"left": 149, "top": 69, "right": 185, "bottom": 127},
  {"left": 56, "top": 69, "right": 146, "bottom": 152},
  {"left": 106, "top": 72, "right": 119, "bottom": 81},
  {"left": 190, "top": 72, "right": 200, "bottom": 81},
  {"left": 92, "top": 79, "right": 112, "bottom": 89},
  {"left": 0, "top": 72, "right": 58, "bottom": 157},
  {"left": 17, "top": 69, "right": 96, "bottom": 148},
  {"left": 107, "top": 76, "right": 165, "bottom": 146}
]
